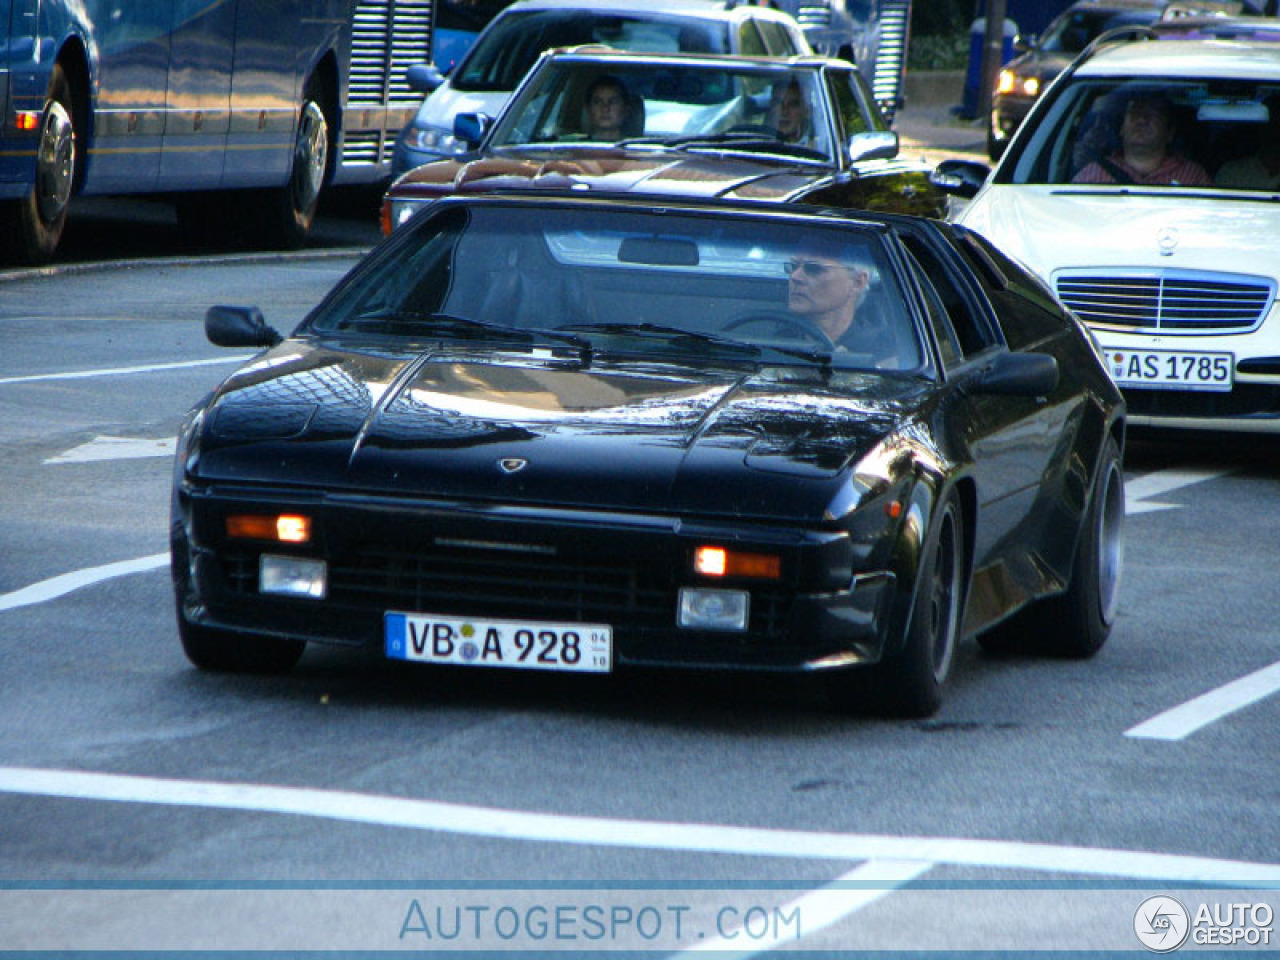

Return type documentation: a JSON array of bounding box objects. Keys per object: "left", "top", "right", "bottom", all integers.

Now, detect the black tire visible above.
[
  {"left": 828, "top": 493, "right": 966, "bottom": 718},
  {"left": 1, "top": 65, "right": 76, "bottom": 265},
  {"left": 978, "top": 434, "right": 1124, "bottom": 658},
  {"left": 1038, "top": 434, "right": 1124, "bottom": 657},
  {"left": 177, "top": 600, "right": 306, "bottom": 675},
  {"left": 260, "top": 84, "right": 330, "bottom": 248}
]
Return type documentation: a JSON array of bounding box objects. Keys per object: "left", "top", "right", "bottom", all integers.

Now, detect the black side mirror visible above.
[
  {"left": 453, "top": 112, "right": 492, "bottom": 148},
  {"left": 205, "top": 305, "right": 282, "bottom": 348},
  {"left": 974, "top": 351, "right": 1059, "bottom": 397},
  {"left": 406, "top": 63, "right": 446, "bottom": 94},
  {"left": 930, "top": 159, "right": 991, "bottom": 199}
]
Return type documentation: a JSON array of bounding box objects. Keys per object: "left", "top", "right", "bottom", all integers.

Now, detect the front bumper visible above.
[{"left": 174, "top": 486, "right": 907, "bottom": 673}]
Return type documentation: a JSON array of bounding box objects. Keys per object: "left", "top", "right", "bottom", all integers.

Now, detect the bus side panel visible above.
[
  {"left": 78, "top": 0, "right": 172, "bottom": 194},
  {"left": 159, "top": 0, "right": 234, "bottom": 189},
  {"left": 223, "top": 0, "right": 311, "bottom": 188}
]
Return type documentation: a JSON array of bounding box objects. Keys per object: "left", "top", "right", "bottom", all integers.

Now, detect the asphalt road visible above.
[{"left": 2, "top": 248, "right": 1279, "bottom": 956}]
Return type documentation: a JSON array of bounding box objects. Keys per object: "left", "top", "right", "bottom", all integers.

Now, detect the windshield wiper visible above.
[
  {"left": 558, "top": 321, "right": 764, "bottom": 357},
  {"left": 336, "top": 311, "right": 593, "bottom": 359}
]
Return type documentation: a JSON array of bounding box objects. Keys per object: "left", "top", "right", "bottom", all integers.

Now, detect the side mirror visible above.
[
  {"left": 847, "top": 130, "right": 899, "bottom": 163},
  {"left": 930, "top": 159, "right": 991, "bottom": 199},
  {"left": 453, "top": 112, "right": 492, "bottom": 147},
  {"left": 973, "top": 351, "right": 1059, "bottom": 397},
  {"left": 406, "top": 63, "right": 445, "bottom": 94},
  {"left": 205, "top": 305, "right": 282, "bottom": 348}
]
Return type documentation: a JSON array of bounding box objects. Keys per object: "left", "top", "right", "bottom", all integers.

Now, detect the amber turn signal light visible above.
[
  {"left": 694, "top": 546, "right": 781, "bottom": 580},
  {"left": 226, "top": 513, "right": 312, "bottom": 543}
]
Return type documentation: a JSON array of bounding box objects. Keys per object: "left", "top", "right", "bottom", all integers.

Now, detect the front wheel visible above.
[
  {"left": 1, "top": 65, "right": 76, "bottom": 265},
  {"left": 828, "top": 493, "right": 966, "bottom": 718}
]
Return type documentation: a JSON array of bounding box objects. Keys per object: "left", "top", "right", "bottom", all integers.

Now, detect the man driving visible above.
[
  {"left": 1073, "top": 92, "right": 1210, "bottom": 185},
  {"left": 785, "top": 241, "right": 900, "bottom": 361}
]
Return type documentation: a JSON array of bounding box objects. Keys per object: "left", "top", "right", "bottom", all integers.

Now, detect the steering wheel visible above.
[
  {"left": 723, "top": 312, "right": 835, "bottom": 351},
  {"left": 725, "top": 123, "right": 785, "bottom": 139}
]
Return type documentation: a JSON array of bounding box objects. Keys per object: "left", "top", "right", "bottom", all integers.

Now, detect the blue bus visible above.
[{"left": 0, "top": 0, "right": 432, "bottom": 264}]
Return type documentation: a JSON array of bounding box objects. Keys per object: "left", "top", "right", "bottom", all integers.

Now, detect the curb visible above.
[{"left": 0, "top": 245, "right": 371, "bottom": 285}]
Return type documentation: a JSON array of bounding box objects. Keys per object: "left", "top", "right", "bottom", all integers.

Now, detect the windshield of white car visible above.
[
  {"left": 451, "top": 12, "right": 728, "bottom": 93},
  {"left": 307, "top": 204, "right": 926, "bottom": 375},
  {"left": 488, "top": 60, "right": 835, "bottom": 161},
  {"left": 1001, "top": 78, "right": 1280, "bottom": 191}
]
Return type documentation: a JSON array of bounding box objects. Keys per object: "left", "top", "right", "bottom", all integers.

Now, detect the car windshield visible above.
[
  {"left": 488, "top": 59, "right": 834, "bottom": 161},
  {"left": 1039, "top": 9, "right": 1161, "bottom": 54},
  {"left": 308, "top": 202, "right": 924, "bottom": 373},
  {"left": 451, "top": 11, "right": 728, "bottom": 92},
  {"left": 1000, "top": 76, "right": 1280, "bottom": 190}
]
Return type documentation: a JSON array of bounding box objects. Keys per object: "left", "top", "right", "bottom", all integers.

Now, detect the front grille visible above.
[
  {"left": 350, "top": 0, "right": 433, "bottom": 105},
  {"left": 221, "top": 540, "right": 794, "bottom": 643},
  {"left": 1056, "top": 270, "right": 1275, "bottom": 333}
]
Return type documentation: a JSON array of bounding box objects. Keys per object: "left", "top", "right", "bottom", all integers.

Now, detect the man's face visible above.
[
  {"left": 787, "top": 254, "right": 861, "bottom": 319},
  {"left": 1121, "top": 98, "right": 1173, "bottom": 152},
  {"left": 587, "top": 86, "right": 626, "bottom": 135}
]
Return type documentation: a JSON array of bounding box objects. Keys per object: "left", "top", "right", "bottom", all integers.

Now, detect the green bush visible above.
[{"left": 908, "top": 32, "right": 969, "bottom": 71}]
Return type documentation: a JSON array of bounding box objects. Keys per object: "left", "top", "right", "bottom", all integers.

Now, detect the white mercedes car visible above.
[{"left": 948, "top": 36, "right": 1280, "bottom": 433}]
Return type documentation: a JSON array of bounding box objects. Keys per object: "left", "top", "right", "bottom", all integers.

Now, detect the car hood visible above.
[
  {"left": 392, "top": 148, "right": 828, "bottom": 202},
  {"left": 415, "top": 85, "right": 509, "bottom": 130},
  {"left": 191, "top": 343, "right": 922, "bottom": 522},
  {"left": 959, "top": 184, "right": 1280, "bottom": 281}
]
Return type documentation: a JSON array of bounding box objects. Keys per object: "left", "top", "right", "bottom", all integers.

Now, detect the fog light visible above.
[
  {"left": 260, "top": 554, "right": 327, "bottom": 599},
  {"left": 678, "top": 588, "right": 749, "bottom": 631}
]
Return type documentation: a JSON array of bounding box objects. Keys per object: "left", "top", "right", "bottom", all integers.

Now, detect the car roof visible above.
[
  {"left": 426, "top": 188, "right": 899, "bottom": 232},
  {"left": 1076, "top": 36, "right": 1280, "bottom": 78},
  {"left": 496, "top": 0, "right": 785, "bottom": 20},
  {"left": 537, "top": 46, "right": 842, "bottom": 69}
]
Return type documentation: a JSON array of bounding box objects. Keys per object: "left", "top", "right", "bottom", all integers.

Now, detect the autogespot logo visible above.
[{"left": 1135, "top": 896, "right": 1191, "bottom": 952}]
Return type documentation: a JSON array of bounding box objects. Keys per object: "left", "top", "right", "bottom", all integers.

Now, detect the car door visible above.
[{"left": 895, "top": 225, "right": 1072, "bottom": 630}]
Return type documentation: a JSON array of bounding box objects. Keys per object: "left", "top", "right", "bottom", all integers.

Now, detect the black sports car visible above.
[{"left": 172, "top": 193, "right": 1126, "bottom": 716}]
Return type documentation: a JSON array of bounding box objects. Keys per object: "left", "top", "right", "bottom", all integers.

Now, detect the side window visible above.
[
  {"left": 900, "top": 233, "right": 993, "bottom": 356},
  {"left": 756, "top": 19, "right": 795, "bottom": 56},
  {"left": 903, "top": 251, "right": 963, "bottom": 369},
  {"left": 826, "top": 69, "right": 872, "bottom": 140},
  {"left": 736, "top": 21, "right": 767, "bottom": 57}
]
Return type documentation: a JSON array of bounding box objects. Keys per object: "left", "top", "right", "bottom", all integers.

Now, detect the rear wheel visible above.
[
  {"left": 177, "top": 601, "right": 306, "bottom": 674},
  {"left": 828, "top": 493, "right": 966, "bottom": 718},
  {"left": 1, "top": 65, "right": 76, "bottom": 264},
  {"left": 978, "top": 434, "right": 1124, "bottom": 657},
  {"left": 1038, "top": 434, "right": 1124, "bottom": 657}
]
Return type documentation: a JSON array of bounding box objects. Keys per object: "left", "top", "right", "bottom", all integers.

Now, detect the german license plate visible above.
[
  {"left": 1104, "top": 347, "right": 1233, "bottom": 392},
  {"left": 385, "top": 611, "right": 612, "bottom": 673}
]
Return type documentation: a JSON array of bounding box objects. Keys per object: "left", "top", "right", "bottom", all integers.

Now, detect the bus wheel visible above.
[
  {"left": 263, "top": 86, "right": 329, "bottom": 248},
  {"left": 1, "top": 65, "right": 76, "bottom": 265}
]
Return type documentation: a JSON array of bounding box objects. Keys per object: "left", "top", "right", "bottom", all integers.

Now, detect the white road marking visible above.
[
  {"left": 1125, "top": 659, "right": 1280, "bottom": 741},
  {"left": 0, "top": 554, "right": 169, "bottom": 613},
  {"left": 0, "top": 355, "right": 250, "bottom": 386},
  {"left": 1, "top": 766, "right": 1278, "bottom": 886},
  {"left": 45, "top": 435, "right": 176, "bottom": 464},
  {"left": 673, "top": 859, "right": 932, "bottom": 958},
  {"left": 1125, "top": 467, "right": 1229, "bottom": 515}
]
